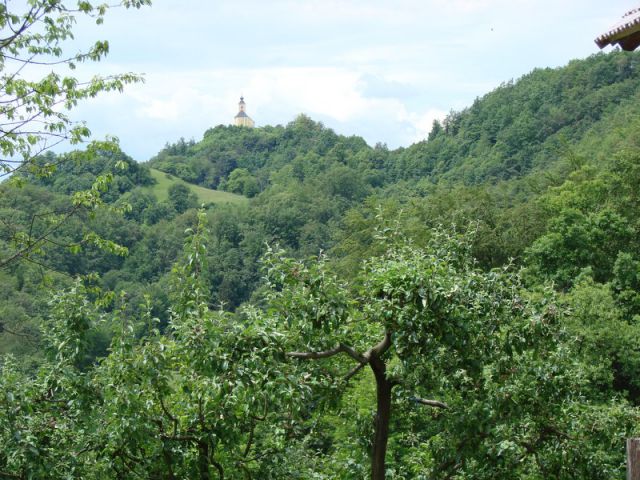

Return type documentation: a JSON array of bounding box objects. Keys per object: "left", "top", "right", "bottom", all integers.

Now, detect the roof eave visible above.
[{"left": 595, "top": 11, "right": 640, "bottom": 51}]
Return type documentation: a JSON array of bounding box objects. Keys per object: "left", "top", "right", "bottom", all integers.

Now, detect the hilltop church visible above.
[{"left": 234, "top": 96, "right": 255, "bottom": 128}]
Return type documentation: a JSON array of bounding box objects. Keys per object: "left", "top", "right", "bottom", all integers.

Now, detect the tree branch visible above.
[
  {"left": 0, "top": 470, "right": 21, "bottom": 479},
  {"left": 243, "top": 422, "right": 256, "bottom": 458},
  {"left": 370, "top": 330, "right": 392, "bottom": 358},
  {"left": 212, "top": 459, "right": 224, "bottom": 480},
  {"left": 159, "top": 395, "right": 179, "bottom": 437},
  {"left": 250, "top": 397, "right": 267, "bottom": 422},
  {"left": 342, "top": 343, "right": 370, "bottom": 363},
  {"left": 343, "top": 361, "right": 367, "bottom": 383},
  {"left": 160, "top": 433, "right": 198, "bottom": 442},
  {"left": 0, "top": 203, "right": 82, "bottom": 269},
  {"left": 410, "top": 397, "right": 449, "bottom": 409},
  {"left": 287, "top": 343, "right": 368, "bottom": 364},
  {"left": 0, "top": 321, "right": 36, "bottom": 339},
  {"left": 287, "top": 344, "right": 343, "bottom": 359}
]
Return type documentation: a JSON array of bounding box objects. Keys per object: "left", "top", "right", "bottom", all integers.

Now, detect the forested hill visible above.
[
  {"left": 148, "top": 114, "right": 373, "bottom": 196},
  {"left": 150, "top": 51, "right": 640, "bottom": 191},
  {"left": 392, "top": 52, "right": 640, "bottom": 184},
  {"left": 3, "top": 50, "right": 640, "bottom": 319},
  {"left": 2, "top": 50, "right": 640, "bottom": 478}
]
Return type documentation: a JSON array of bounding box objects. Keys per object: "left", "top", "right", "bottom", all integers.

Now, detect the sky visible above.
[{"left": 62, "top": 0, "right": 636, "bottom": 161}]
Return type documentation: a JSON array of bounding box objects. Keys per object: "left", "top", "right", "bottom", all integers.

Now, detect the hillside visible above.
[
  {"left": 3, "top": 51, "right": 639, "bottom": 315},
  {"left": 392, "top": 52, "right": 640, "bottom": 184},
  {"left": 149, "top": 52, "right": 640, "bottom": 193},
  {"left": 1, "top": 50, "right": 640, "bottom": 479},
  {"left": 3, "top": 51, "right": 639, "bottom": 311},
  {"left": 144, "top": 168, "right": 247, "bottom": 205}
]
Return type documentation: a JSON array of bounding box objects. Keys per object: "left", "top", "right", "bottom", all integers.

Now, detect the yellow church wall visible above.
[{"left": 235, "top": 116, "right": 255, "bottom": 128}]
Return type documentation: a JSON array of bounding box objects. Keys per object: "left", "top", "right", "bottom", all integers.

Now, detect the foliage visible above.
[
  {"left": 391, "top": 52, "right": 640, "bottom": 185},
  {"left": 0, "top": 212, "right": 312, "bottom": 479},
  {"left": 525, "top": 151, "right": 640, "bottom": 290},
  {"left": 258, "top": 229, "right": 638, "bottom": 479},
  {"left": 0, "top": 0, "right": 151, "bottom": 270},
  {"left": 167, "top": 183, "right": 198, "bottom": 214},
  {"left": 0, "top": 0, "right": 150, "bottom": 180},
  {"left": 1, "top": 50, "right": 640, "bottom": 478}
]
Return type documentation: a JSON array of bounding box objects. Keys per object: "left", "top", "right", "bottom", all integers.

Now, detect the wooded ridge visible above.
[{"left": 1, "top": 50, "right": 640, "bottom": 479}]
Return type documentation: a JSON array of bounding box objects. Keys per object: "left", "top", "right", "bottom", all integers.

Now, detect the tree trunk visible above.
[
  {"left": 197, "top": 440, "right": 211, "bottom": 480},
  {"left": 162, "top": 444, "right": 176, "bottom": 480},
  {"left": 370, "top": 356, "right": 393, "bottom": 480}
]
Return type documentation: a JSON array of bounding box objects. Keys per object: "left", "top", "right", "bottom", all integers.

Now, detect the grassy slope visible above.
[{"left": 145, "top": 168, "right": 247, "bottom": 205}]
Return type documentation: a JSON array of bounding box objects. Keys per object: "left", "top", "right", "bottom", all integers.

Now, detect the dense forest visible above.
[{"left": 2, "top": 45, "right": 640, "bottom": 478}]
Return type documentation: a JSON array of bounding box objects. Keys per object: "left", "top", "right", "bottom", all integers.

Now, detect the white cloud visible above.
[{"left": 405, "top": 109, "right": 449, "bottom": 143}]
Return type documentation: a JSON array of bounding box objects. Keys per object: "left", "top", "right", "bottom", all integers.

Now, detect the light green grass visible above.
[{"left": 144, "top": 168, "right": 248, "bottom": 205}]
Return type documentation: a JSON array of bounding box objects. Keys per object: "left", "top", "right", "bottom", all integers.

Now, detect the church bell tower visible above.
[{"left": 234, "top": 96, "right": 255, "bottom": 128}]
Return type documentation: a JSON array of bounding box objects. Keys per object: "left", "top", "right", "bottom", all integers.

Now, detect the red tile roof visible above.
[{"left": 595, "top": 8, "right": 640, "bottom": 51}]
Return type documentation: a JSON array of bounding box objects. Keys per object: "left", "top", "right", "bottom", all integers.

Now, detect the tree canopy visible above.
[
  {"left": 0, "top": 0, "right": 150, "bottom": 180},
  {"left": 2, "top": 50, "right": 640, "bottom": 478}
]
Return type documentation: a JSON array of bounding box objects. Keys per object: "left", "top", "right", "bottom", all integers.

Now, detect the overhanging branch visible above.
[{"left": 287, "top": 343, "right": 368, "bottom": 364}]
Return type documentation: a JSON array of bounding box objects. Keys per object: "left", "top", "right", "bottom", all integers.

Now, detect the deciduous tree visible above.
[
  {"left": 260, "top": 228, "right": 637, "bottom": 479},
  {"left": 0, "top": 0, "right": 151, "bottom": 269}
]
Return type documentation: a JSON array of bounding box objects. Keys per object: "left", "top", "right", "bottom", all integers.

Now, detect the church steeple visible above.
[{"left": 234, "top": 96, "right": 254, "bottom": 128}]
